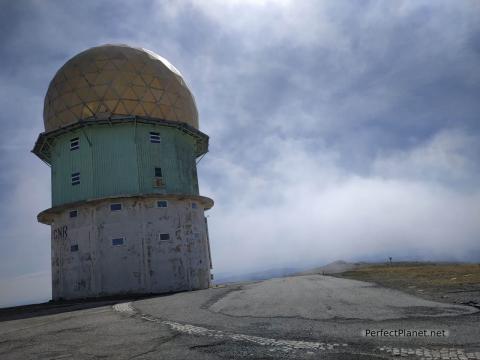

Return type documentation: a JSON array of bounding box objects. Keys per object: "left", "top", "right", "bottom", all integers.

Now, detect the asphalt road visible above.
[{"left": 0, "top": 275, "right": 479, "bottom": 359}]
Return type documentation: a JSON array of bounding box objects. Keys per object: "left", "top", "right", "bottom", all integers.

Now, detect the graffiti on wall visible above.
[{"left": 54, "top": 225, "right": 68, "bottom": 240}]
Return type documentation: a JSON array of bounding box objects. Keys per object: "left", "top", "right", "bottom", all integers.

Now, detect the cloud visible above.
[
  {"left": 0, "top": 271, "right": 51, "bottom": 308},
  {"left": 0, "top": 0, "right": 479, "bottom": 305},
  {"left": 373, "top": 129, "right": 480, "bottom": 186},
  {"left": 203, "top": 132, "right": 480, "bottom": 274}
]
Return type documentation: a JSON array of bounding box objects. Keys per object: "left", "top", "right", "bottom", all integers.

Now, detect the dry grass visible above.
[
  {"left": 337, "top": 263, "right": 480, "bottom": 305},
  {"left": 341, "top": 263, "right": 480, "bottom": 288}
]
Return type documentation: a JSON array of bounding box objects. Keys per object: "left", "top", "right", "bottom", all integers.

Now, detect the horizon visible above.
[
  {"left": 1, "top": 0, "right": 479, "bottom": 307},
  {"left": 1, "top": 258, "right": 479, "bottom": 309}
]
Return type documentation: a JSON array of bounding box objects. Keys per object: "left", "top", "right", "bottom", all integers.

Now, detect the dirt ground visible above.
[{"left": 333, "top": 262, "right": 480, "bottom": 309}]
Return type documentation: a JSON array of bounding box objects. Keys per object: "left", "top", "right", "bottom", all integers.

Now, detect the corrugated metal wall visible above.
[
  {"left": 51, "top": 123, "right": 200, "bottom": 206},
  {"left": 51, "top": 129, "right": 94, "bottom": 206},
  {"left": 91, "top": 125, "right": 139, "bottom": 199}
]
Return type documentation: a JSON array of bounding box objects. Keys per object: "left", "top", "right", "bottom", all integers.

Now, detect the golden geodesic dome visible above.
[{"left": 43, "top": 44, "right": 198, "bottom": 132}]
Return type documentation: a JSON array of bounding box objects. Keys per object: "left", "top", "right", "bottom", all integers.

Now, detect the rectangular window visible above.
[
  {"left": 70, "top": 137, "right": 79, "bottom": 151},
  {"left": 71, "top": 172, "right": 80, "bottom": 186},
  {"left": 157, "top": 200, "right": 168, "bottom": 208},
  {"left": 69, "top": 210, "right": 78, "bottom": 218},
  {"left": 155, "top": 167, "right": 163, "bottom": 177},
  {"left": 112, "top": 237, "right": 124, "bottom": 246},
  {"left": 110, "top": 203, "right": 122, "bottom": 211},
  {"left": 150, "top": 132, "right": 161, "bottom": 143},
  {"left": 159, "top": 233, "right": 170, "bottom": 241},
  {"left": 192, "top": 202, "right": 197, "bottom": 209},
  {"left": 71, "top": 244, "right": 79, "bottom": 252}
]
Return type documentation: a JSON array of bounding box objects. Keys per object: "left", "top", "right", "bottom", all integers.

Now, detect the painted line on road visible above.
[
  {"left": 113, "top": 302, "right": 347, "bottom": 353},
  {"left": 378, "top": 346, "right": 480, "bottom": 360},
  {"left": 113, "top": 302, "right": 480, "bottom": 359}
]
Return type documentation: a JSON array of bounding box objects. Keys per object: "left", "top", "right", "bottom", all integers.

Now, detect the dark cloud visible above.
[{"left": 0, "top": 0, "right": 479, "bottom": 305}]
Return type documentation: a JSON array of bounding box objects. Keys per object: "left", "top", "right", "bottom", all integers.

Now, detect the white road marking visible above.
[
  {"left": 113, "top": 302, "right": 480, "bottom": 359},
  {"left": 113, "top": 302, "right": 347, "bottom": 352},
  {"left": 379, "top": 346, "right": 480, "bottom": 359},
  {"left": 113, "top": 302, "right": 136, "bottom": 315}
]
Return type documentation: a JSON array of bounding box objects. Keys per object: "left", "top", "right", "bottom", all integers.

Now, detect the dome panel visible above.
[{"left": 43, "top": 44, "right": 199, "bottom": 131}]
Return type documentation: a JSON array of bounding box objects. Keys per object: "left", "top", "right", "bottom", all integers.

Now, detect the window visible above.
[
  {"left": 69, "top": 210, "right": 78, "bottom": 218},
  {"left": 110, "top": 203, "right": 122, "bottom": 211},
  {"left": 150, "top": 132, "right": 160, "bottom": 143},
  {"left": 157, "top": 200, "right": 168, "bottom": 208},
  {"left": 159, "top": 233, "right": 170, "bottom": 241},
  {"left": 71, "top": 172, "right": 80, "bottom": 186},
  {"left": 112, "top": 237, "right": 124, "bottom": 246},
  {"left": 192, "top": 202, "right": 197, "bottom": 209},
  {"left": 70, "top": 137, "right": 79, "bottom": 151},
  {"left": 155, "top": 167, "right": 163, "bottom": 177},
  {"left": 71, "top": 244, "right": 79, "bottom": 252}
]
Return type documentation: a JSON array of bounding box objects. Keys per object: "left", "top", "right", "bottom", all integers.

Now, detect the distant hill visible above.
[
  {"left": 213, "top": 260, "right": 365, "bottom": 284},
  {"left": 294, "top": 260, "right": 365, "bottom": 276},
  {"left": 213, "top": 267, "right": 302, "bottom": 284}
]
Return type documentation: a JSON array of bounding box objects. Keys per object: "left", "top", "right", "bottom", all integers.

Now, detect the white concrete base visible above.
[{"left": 45, "top": 196, "right": 212, "bottom": 300}]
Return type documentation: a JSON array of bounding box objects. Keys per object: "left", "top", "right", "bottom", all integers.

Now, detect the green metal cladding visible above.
[{"left": 49, "top": 122, "right": 200, "bottom": 206}]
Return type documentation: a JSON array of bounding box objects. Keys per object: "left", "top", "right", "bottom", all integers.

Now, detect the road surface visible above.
[{"left": 0, "top": 275, "right": 479, "bottom": 359}]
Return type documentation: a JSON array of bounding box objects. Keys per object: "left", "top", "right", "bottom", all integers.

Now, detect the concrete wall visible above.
[{"left": 50, "top": 196, "right": 211, "bottom": 300}]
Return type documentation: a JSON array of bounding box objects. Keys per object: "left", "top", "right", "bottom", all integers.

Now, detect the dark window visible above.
[
  {"left": 159, "top": 233, "right": 170, "bottom": 241},
  {"left": 112, "top": 238, "right": 124, "bottom": 246},
  {"left": 71, "top": 244, "right": 79, "bottom": 252},
  {"left": 157, "top": 200, "right": 168, "bottom": 208},
  {"left": 150, "top": 132, "right": 161, "bottom": 143},
  {"left": 69, "top": 210, "right": 78, "bottom": 218},
  {"left": 110, "top": 203, "right": 122, "bottom": 211},
  {"left": 192, "top": 202, "right": 197, "bottom": 209},
  {"left": 70, "top": 137, "right": 79, "bottom": 151},
  {"left": 155, "top": 167, "right": 163, "bottom": 177},
  {"left": 71, "top": 172, "right": 80, "bottom": 186}
]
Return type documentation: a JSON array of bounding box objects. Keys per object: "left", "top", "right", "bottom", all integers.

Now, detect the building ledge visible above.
[
  {"left": 37, "top": 193, "right": 214, "bottom": 225},
  {"left": 32, "top": 115, "right": 209, "bottom": 164}
]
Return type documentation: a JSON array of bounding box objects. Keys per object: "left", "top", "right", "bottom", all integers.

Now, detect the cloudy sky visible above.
[{"left": 0, "top": 0, "right": 479, "bottom": 307}]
